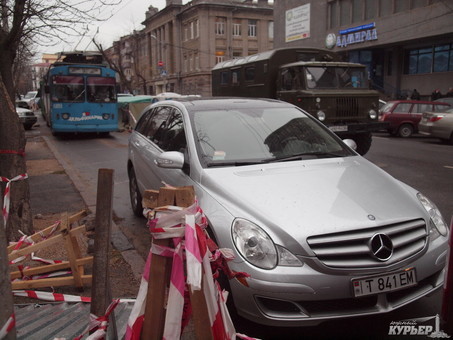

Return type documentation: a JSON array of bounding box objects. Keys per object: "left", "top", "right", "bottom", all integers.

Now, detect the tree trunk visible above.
[{"left": 0, "top": 78, "right": 33, "bottom": 242}]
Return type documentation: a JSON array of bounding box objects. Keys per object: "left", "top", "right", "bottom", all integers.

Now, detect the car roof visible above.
[{"left": 156, "top": 97, "right": 294, "bottom": 111}]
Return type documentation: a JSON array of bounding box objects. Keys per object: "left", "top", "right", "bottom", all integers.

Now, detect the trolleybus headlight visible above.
[
  {"left": 102, "top": 113, "right": 110, "bottom": 120},
  {"left": 62, "top": 113, "right": 70, "bottom": 120},
  {"left": 368, "top": 109, "right": 377, "bottom": 119},
  {"left": 317, "top": 110, "right": 326, "bottom": 121}
]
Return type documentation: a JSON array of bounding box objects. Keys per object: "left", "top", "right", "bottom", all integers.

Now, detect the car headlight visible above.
[
  {"left": 369, "top": 109, "right": 377, "bottom": 119},
  {"left": 232, "top": 219, "right": 277, "bottom": 269},
  {"left": 417, "top": 193, "right": 448, "bottom": 237},
  {"left": 232, "top": 219, "right": 303, "bottom": 269}
]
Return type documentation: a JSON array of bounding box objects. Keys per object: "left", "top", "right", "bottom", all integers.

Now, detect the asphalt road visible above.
[{"left": 26, "top": 115, "right": 453, "bottom": 339}]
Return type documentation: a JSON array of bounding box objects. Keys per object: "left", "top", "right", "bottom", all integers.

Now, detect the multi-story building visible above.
[
  {"left": 274, "top": 1, "right": 453, "bottom": 100},
  {"left": 31, "top": 53, "right": 58, "bottom": 91},
  {"left": 129, "top": 0, "right": 273, "bottom": 96}
]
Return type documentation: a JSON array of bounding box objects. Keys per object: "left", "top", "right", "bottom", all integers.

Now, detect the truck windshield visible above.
[{"left": 305, "top": 66, "right": 369, "bottom": 89}]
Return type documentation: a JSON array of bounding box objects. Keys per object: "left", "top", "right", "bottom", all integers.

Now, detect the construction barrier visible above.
[{"left": 126, "top": 187, "right": 254, "bottom": 340}]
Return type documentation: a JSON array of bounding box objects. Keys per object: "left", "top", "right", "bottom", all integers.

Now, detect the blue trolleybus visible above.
[{"left": 41, "top": 51, "right": 118, "bottom": 135}]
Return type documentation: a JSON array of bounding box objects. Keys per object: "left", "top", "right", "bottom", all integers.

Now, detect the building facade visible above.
[
  {"left": 122, "top": 0, "right": 273, "bottom": 96},
  {"left": 274, "top": 0, "right": 453, "bottom": 100}
]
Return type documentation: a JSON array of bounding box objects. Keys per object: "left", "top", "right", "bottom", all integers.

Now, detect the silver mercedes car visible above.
[{"left": 127, "top": 98, "right": 448, "bottom": 326}]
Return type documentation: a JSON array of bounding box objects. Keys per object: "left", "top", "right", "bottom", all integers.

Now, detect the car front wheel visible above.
[
  {"left": 398, "top": 124, "right": 414, "bottom": 138},
  {"left": 129, "top": 167, "right": 143, "bottom": 217}
]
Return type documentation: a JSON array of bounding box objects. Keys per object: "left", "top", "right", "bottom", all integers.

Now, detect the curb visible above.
[{"left": 41, "top": 135, "right": 146, "bottom": 282}]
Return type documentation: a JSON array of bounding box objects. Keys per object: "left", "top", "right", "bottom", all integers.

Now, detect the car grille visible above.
[{"left": 306, "top": 219, "right": 427, "bottom": 268}]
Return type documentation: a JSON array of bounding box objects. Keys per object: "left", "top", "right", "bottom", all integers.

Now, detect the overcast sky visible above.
[{"left": 45, "top": 0, "right": 176, "bottom": 54}]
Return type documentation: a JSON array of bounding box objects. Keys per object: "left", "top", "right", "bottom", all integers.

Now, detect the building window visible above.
[
  {"left": 268, "top": 21, "right": 274, "bottom": 39},
  {"left": 365, "top": 0, "right": 376, "bottom": 20},
  {"left": 233, "top": 19, "right": 241, "bottom": 37},
  {"left": 233, "top": 51, "right": 242, "bottom": 59},
  {"left": 329, "top": 1, "right": 338, "bottom": 28},
  {"left": 248, "top": 20, "right": 257, "bottom": 37},
  {"left": 379, "top": 0, "right": 392, "bottom": 16},
  {"left": 395, "top": 0, "right": 411, "bottom": 12},
  {"left": 433, "top": 44, "right": 452, "bottom": 72},
  {"left": 195, "top": 19, "right": 199, "bottom": 38},
  {"left": 215, "top": 55, "right": 225, "bottom": 64},
  {"left": 352, "top": 0, "right": 363, "bottom": 23},
  {"left": 215, "top": 17, "right": 226, "bottom": 35},
  {"left": 340, "top": 0, "right": 351, "bottom": 26},
  {"left": 405, "top": 44, "right": 453, "bottom": 74}
]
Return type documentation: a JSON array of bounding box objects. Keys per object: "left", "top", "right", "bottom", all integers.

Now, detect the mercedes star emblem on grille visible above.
[{"left": 369, "top": 233, "right": 393, "bottom": 261}]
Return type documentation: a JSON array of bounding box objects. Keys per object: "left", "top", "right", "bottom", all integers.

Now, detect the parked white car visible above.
[{"left": 127, "top": 98, "right": 448, "bottom": 327}]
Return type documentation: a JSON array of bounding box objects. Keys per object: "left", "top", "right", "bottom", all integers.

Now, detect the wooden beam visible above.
[{"left": 10, "top": 257, "right": 93, "bottom": 280}]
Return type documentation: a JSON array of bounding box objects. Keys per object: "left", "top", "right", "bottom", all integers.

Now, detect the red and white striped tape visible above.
[
  {"left": 74, "top": 299, "right": 120, "bottom": 340},
  {"left": 125, "top": 202, "right": 256, "bottom": 340},
  {"left": 12, "top": 290, "right": 91, "bottom": 303},
  {"left": 0, "top": 314, "right": 15, "bottom": 339},
  {"left": 1, "top": 174, "right": 28, "bottom": 226}
]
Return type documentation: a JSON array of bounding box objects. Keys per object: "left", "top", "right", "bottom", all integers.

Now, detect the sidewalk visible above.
[{"left": 24, "top": 131, "right": 143, "bottom": 296}]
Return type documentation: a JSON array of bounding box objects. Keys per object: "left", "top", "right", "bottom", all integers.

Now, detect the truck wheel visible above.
[
  {"left": 398, "top": 124, "right": 413, "bottom": 138},
  {"left": 352, "top": 132, "right": 372, "bottom": 156}
]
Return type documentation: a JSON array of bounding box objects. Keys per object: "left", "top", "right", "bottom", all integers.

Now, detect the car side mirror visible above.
[
  {"left": 342, "top": 138, "right": 357, "bottom": 151},
  {"left": 156, "top": 151, "right": 184, "bottom": 169}
]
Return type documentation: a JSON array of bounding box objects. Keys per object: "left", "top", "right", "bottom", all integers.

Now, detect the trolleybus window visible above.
[
  {"left": 52, "top": 76, "right": 84, "bottom": 102},
  {"left": 87, "top": 77, "right": 116, "bottom": 103}
]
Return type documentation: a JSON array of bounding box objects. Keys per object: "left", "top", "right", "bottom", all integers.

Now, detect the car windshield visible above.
[
  {"left": 191, "top": 106, "right": 354, "bottom": 167},
  {"left": 23, "top": 91, "right": 37, "bottom": 99},
  {"left": 305, "top": 66, "right": 369, "bottom": 89}
]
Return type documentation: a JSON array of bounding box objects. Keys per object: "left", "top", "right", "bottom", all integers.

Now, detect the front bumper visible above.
[{"left": 227, "top": 236, "right": 448, "bottom": 327}]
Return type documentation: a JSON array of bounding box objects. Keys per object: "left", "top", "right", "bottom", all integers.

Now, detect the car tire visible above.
[
  {"left": 129, "top": 167, "right": 143, "bottom": 217},
  {"left": 352, "top": 132, "right": 372, "bottom": 156},
  {"left": 398, "top": 124, "right": 414, "bottom": 138}
]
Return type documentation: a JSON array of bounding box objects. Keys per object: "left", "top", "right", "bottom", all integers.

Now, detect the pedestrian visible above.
[
  {"left": 410, "top": 89, "right": 421, "bottom": 100},
  {"left": 445, "top": 87, "right": 453, "bottom": 98},
  {"left": 431, "top": 89, "right": 442, "bottom": 101}
]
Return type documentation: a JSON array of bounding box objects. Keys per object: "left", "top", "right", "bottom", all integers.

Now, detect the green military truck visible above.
[{"left": 211, "top": 48, "right": 387, "bottom": 155}]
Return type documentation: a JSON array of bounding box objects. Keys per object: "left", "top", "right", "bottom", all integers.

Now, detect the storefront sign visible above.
[
  {"left": 285, "top": 3, "right": 310, "bottom": 43},
  {"left": 336, "top": 23, "right": 377, "bottom": 48}
]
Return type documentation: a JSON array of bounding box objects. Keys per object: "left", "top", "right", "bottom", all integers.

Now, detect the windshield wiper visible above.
[
  {"left": 206, "top": 160, "right": 266, "bottom": 167},
  {"left": 268, "top": 151, "right": 346, "bottom": 163}
]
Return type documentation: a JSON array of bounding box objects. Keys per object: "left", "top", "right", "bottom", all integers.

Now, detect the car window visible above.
[
  {"left": 413, "top": 104, "right": 431, "bottom": 113},
  {"left": 433, "top": 104, "right": 450, "bottom": 112},
  {"left": 161, "top": 109, "right": 186, "bottom": 152},
  {"left": 135, "top": 108, "right": 153, "bottom": 134},
  {"left": 394, "top": 103, "right": 412, "bottom": 113},
  {"left": 380, "top": 102, "right": 394, "bottom": 112},
  {"left": 143, "top": 107, "right": 172, "bottom": 144}
]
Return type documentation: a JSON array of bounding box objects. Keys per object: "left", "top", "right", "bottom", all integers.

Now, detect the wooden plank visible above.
[
  {"left": 174, "top": 186, "right": 195, "bottom": 208},
  {"left": 7, "top": 210, "right": 87, "bottom": 253},
  {"left": 142, "top": 190, "right": 159, "bottom": 209},
  {"left": 11, "top": 275, "right": 92, "bottom": 290},
  {"left": 10, "top": 257, "right": 93, "bottom": 280},
  {"left": 157, "top": 187, "right": 177, "bottom": 206},
  {"left": 141, "top": 237, "right": 172, "bottom": 340},
  {"left": 190, "top": 280, "right": 214, "bottom": 340},
  {"left": 7, "top": 225, "right": 86, "bottom": 261},
  {"left": 91, "top": 169, "right": 117, "bottom": 339}
]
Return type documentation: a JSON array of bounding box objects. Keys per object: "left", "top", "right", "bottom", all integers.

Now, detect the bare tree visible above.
[{"left": 0, "top": 0, "right": 120, "bottom": 242}]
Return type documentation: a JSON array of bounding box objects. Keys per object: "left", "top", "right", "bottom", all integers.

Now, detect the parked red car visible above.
[{"left": 379, "top": 100, "right": 451, "bottom": 137}]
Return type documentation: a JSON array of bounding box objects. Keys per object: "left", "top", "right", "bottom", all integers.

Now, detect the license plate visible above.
[
  {"left": 329, "top": 125, "right": 348, "bottom": 132},
  {"left": 352, "top": 268, "right": 417, "bottom": 297}
]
